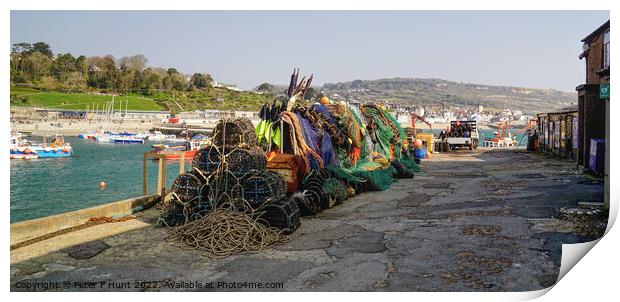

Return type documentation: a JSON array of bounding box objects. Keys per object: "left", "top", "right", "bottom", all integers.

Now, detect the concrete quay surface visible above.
[{"left": 10, "top": 149, "right": 607, "bottom": 291}]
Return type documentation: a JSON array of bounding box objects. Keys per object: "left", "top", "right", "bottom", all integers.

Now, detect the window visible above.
[{"left": 603, "top": 30, "right": 610, "bottom": 69}]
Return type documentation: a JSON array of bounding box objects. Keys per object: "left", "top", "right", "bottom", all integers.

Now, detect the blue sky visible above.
[{"left": 10, "top": 10, "right": 609, "bottom": 91}]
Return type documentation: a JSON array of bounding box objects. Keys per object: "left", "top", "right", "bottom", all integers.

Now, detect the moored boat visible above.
[
  {"left": 111, "top": 135, "right": 145, "bottom": 144},
  {"left": 29, "top": 135, "right": 73, "bottom": 158},
  {"left": 151, "top": 140, "right": 206, "bottom": 160}
]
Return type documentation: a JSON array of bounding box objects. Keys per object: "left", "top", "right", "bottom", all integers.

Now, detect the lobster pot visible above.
[
  {"left": 172, "top": 172, "right": 205, "bottom": 202},
  {"left": 192, "top": 145, "right": 223, "bottom": 176},
  {"left": 159, "top": 172, "right": 211, "bottom": 227},
  {"left": 240, "top": 170, "right": 286, "bottom": 210},
  {"left": 290, "top": 192, "right": 318, "bottom": 216},
  {"left": 258, "top": 197, "right": 301, "bottom": 234},
  {"left": 225, "top": 147, "right": 267, "bottom": 177},
  {"left": 213, "top": 118, "right": 257, "bottom": 148},
  {"left": 208, "top": 171, "right": 243, "bottom": 203},
  {"left": 193, "top": 146, "right": 266, "bottom": 177},
  {"left": 301, "top": 168, "right": 338, "bottom": 212}
]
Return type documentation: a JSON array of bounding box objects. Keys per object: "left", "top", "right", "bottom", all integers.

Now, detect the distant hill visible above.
[{"left": 319, "top": 78, "right": 576, "bottom": 114}]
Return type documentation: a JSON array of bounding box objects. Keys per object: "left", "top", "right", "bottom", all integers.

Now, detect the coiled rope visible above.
[{"left": 165, "top": 202, "right": 288, "bottom": 258}]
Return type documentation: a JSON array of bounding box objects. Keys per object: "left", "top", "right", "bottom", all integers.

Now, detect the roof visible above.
[
  {"left": 544, "top": 105, "right": 578, "bottom": 115},
  {"left": 582, "top": 20, "right": 610, "bottom": 43}
]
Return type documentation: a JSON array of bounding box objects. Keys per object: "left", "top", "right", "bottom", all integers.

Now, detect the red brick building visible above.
[
  {"left": 576, "top": 20, "right": 609, "bottom": 171},
  {"left": 576, "top": 20, "right": 609, "bottom": 207}
]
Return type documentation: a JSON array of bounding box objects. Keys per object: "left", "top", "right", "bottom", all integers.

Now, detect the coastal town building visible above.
[
  {"left": 536, "top": 106, "right": 579, "bottom": 160},
  {"left": 575, "top": 20, "right": 609, "bottom": 176}
]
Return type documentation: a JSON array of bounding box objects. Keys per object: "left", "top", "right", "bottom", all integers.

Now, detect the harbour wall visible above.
[{"left": 10, "top": 194, "right": 160, "bottom": 247}]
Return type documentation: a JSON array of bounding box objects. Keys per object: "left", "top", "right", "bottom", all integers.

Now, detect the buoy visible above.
[
  {"left": 99, "top": 181, "right": 107, "bottom": 189},
  {"left": 23, "top": 148, "right": 31, "bottom": 154},
  {"left": 320, "top": 96, "right": 330, "bottom": 105},
  {"left": 414, "top": 139, "right": 423, "bottom": 147}
]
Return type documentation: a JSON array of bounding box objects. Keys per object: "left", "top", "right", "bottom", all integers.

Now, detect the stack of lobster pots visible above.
[{"left": 159, "top": 117, "right": 301, "bottom": 234}]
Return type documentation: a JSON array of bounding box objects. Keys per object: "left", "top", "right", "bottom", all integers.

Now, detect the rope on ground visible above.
[{"left": 165, "top": 201, "right": 288, "bottom": 259}]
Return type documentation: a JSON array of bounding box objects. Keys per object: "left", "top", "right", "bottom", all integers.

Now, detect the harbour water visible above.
[{"left": 10, "top": 136, "right": 190, "bottom": 223}]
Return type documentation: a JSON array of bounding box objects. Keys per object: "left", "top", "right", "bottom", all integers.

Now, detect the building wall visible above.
[
  {"left": 585, "top": 33, "right": 605, "bottom": 84},
  {"left": 577, "top": 85, "right": 607, "bottom": 170}
]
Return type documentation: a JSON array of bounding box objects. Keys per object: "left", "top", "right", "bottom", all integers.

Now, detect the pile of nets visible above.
[{"left": 255, "top": 70, "right": 420, "bottom": 217}]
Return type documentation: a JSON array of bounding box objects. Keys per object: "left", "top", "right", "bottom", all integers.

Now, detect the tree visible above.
[
  {"left": 191, "top": 73, "right": 209, "bottom": 89},
  {"left": 166, "top": 67, "right": 179, "bottom": 75},
  {"left": 118, "top": 54, "right": 148, "bottom": 72},
  {"left": 65, "top": 72, "right": 87, "bottom": 90},
  {"left": 51, "top": 53, "right": 77, "bottom": 83},
  {"left": 25, "top": 52, "right": 52, "bottom": 81},
  {"left": 40, "top": 76, "right": 57, "bottom": 90},
  {"left": 32, "top": 42, "right": 52, "bottom": 57},
  {"left": 257, "top": 82, "right": 275, "bottom": 93},
  {"left": 12, "top": 42, "right": 32, "bottom": 54}
]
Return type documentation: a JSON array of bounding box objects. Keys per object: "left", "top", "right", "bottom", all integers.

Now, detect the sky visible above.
[{"left": 10, "top": 10, "right": 609, "bottom": 91}]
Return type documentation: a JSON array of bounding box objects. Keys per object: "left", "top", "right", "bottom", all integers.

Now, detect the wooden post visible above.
[
  {"left": 157, "top": 157, "right": 164, "bottom": 199},
  {"left": 143, "top": 152, "right": 148, "bottom": 195},
  {"left": 180, "top": 152, "right": 185, "bottom": 174},
  {"left": 161, "top": 157, "right": 167, "bottom": 201}
]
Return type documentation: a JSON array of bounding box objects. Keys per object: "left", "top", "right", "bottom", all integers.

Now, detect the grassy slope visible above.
[
  {"left": 10, "top": 86, "right": 272, "bottom": 112},
  {"left": 10, "top": 87, "right": 163, "bottom": 111}
]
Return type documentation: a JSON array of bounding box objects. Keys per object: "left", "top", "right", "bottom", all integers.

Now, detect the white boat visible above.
[
  {"left": 147, "top": 131, "right": 177, "bottom": 141},
  {"left": 134, "top": 130, "right": 151, "bottom": 140},
  {"left": 10, "top": 134, "right": 38, "bottom": 159},
  {"left": 110, "top": 135, "right": 145, "bottom": 144}
]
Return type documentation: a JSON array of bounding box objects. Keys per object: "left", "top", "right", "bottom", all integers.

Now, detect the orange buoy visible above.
[
  {"left": 99, "top": 181, "right": 107, "bottom": 189},
  {"left": 23, "top": 148, "right": 31, "bottom": 154},
  {"left": 320, "top": 96, "right": 330, "bottom": 105},
  {"left": 414, "top": 139, "right": 423, "bottom": 147}
]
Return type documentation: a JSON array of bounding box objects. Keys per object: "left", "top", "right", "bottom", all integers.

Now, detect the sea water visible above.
[{"left": 10, "top": 136, "right": 190, "bottom": 223}]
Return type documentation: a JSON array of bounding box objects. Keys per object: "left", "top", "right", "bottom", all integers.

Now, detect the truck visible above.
[{"left": 445, "top": 120, "right": 479, "bottom": 150}]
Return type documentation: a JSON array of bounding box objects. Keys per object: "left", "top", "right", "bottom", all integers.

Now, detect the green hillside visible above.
[{"left": 10, "top": 86, "right": 273, "bottom": 112}]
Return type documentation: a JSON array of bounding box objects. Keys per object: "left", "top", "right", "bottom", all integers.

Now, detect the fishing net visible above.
[
  {"left": 326, "top": 165, "right": 365, "bottom": 195},
  {"left": 213, "top": 118, "right": 257, "bottom": 148},
  {"left": 401, "top": 158, "right": 421, "bottom": 172},
  {"left": 256, "top": 196, "right": 301, "bottom": 234},
  {"left": 351, "top": 166, "right": 396, "bottom": 191},
  {"left": 322, "top": 178, "right": 349, "bottom": 205},
  {"left": 240, "top": 170, "right": 287, "bottom": 210},
  {"left": 390, "top": 159, "right": 415, "bottom": 179}
]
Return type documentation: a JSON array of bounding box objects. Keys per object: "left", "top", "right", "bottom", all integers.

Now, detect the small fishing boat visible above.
[
  {"left": 30, "top": 135, "right": 73, "bottom": 158},
  {"left": 10, "top": 150, "right": 38, "bottom": 159},
  {"left": 110, "top": 135, "right": 145, "bottom": 144},
  {"left": 151, "top": 140, "right": 206, "bottom": 160},
  {"left": 10, "top": 134, "right": 38, "bottom": 159},
  {"left": 147, "top": 131, "right": 177, "bottom": 141}
]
